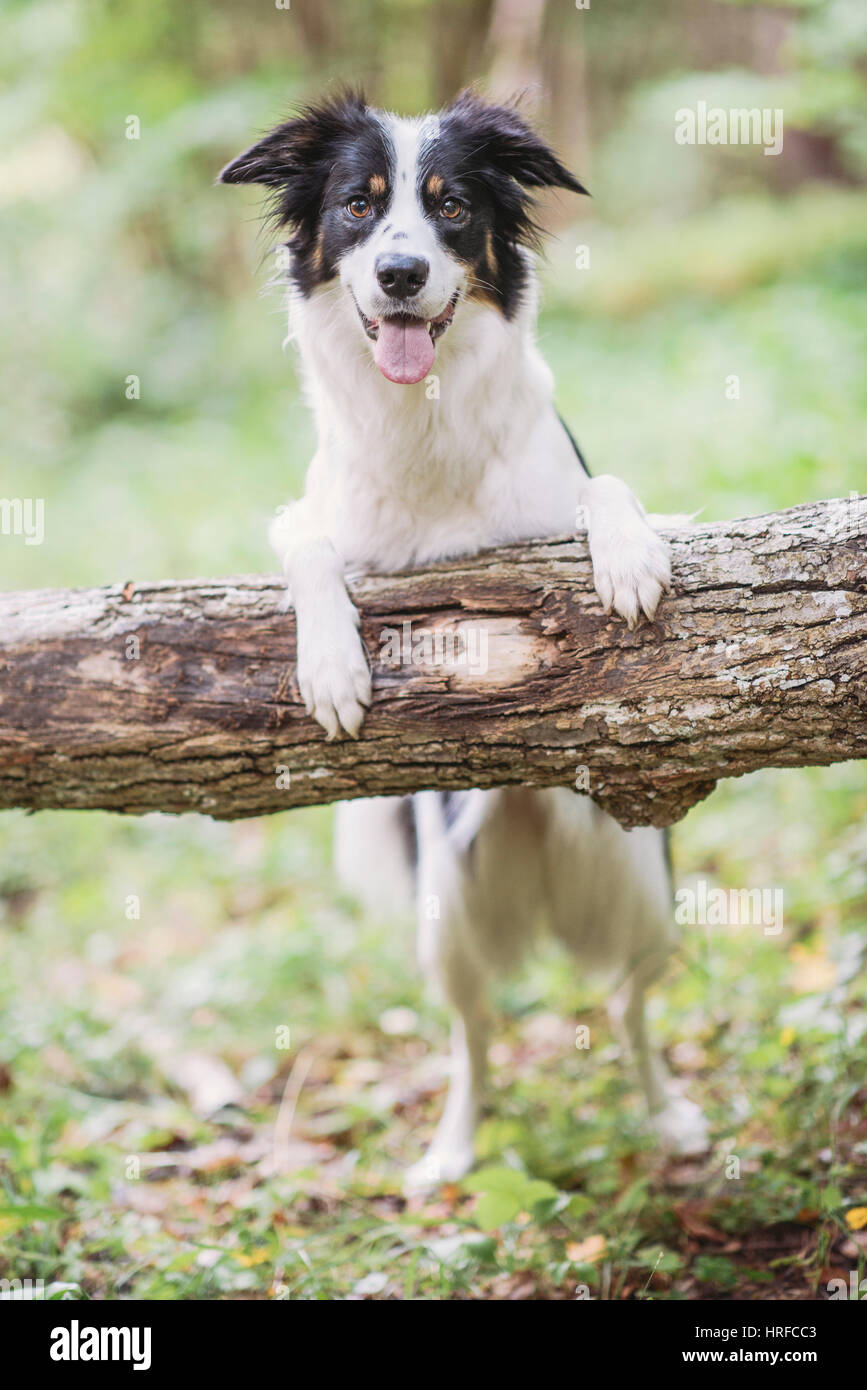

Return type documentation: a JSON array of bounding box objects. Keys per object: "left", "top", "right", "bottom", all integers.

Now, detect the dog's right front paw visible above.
[{"left": 296, "top": 615, "right": 371, "bottom": 741}]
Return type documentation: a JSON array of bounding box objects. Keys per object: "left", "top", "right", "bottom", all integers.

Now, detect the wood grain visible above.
[{"left": 1, "top": 496, "right": 864, "bottom": 827}]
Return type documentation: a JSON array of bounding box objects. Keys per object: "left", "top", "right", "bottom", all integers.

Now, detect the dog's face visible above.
[{"left": 220, "top": 90, "right": 585, "bottom": 385}]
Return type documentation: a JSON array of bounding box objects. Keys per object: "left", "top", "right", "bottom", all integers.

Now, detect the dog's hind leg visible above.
[
  {"left": 608, "top": 960, "right": 708, "bottom": 1156},
  {"left": 404, "top": 793, "right": 493, "bottom": 1191},
  {"left": 404, "top": 989, "right": 489, "bottom": 1191},
  {"left": 335, "top": 796, "right": 416, "bottom": 920},
  {"left": 545, "top": 796, "right": 708, "bottom": 1158},
  {"left": 404, "top": 915, "right": 490, "bottom": 1189}
]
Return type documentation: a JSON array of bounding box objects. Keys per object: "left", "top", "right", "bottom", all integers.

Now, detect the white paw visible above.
[
  {"left": 589, "top": 516, "right": 672, "bottom": 629},
  {"left": 296, "top": 599, "right": 371, "bottom": 741},
  {"left": 404, "top": 1143, "right": 475, "bottom": 1194},
  {"left": 651, "top": 1095, "right": 709, "bottom": 1156}
]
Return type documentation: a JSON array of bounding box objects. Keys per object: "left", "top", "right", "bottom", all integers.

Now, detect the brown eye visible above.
[
  {"left": 441, "top": 197, "right": 463, "bottom": 219},
  {"left": 348, "top": 197, "right": 370, "bottom": 218}
]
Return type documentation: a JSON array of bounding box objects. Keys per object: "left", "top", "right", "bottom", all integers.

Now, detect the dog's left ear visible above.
[
  {"left": 218, "top": 89, "right": 369, "bottom": 200},
  {"left": 218, "top": 125, "right": 302, "bottom": 188},
  {"left": 445, "top": 90, "right": 588, "bottom": 196}
]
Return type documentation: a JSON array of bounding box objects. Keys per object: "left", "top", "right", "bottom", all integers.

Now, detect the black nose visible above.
[{"left": 375, "top": 253, "right": 429, "bottom": 299}]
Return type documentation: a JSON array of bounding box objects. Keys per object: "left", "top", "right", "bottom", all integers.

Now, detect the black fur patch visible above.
[
  {"left": 440, "top": 790, "right": 467, "bottom": 832},
  {"left": 557, "top": 412, "right": 591, "bottom": 476},
  {"left": 417, "top": 91, "right": 587, "bottom": 317},
  {"left": 218, "top": 89, "right": 391, "bottom": 296}
]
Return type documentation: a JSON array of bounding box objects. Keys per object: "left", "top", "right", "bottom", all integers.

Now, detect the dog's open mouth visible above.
[{"left": 357, "top": 292, "right": 459, "bottom": 385}]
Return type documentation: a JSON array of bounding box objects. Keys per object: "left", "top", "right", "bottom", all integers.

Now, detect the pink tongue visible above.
[{"left": 373, "top": 316, "right": 434, "bottom": 384}]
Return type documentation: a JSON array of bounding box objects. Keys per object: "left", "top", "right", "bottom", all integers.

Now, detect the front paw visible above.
[
  {"left": 589, "top": 517, "right": 671, "bottom": 629},
  {"left": 296, "top": 609, "right": 371, "bottom": 741}
]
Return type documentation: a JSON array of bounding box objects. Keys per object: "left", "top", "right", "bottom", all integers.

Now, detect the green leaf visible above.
[
  {"left": 463, "top": 1166, "right": 529, "bottom": 1196},
  {"left": 44, "top": 1283, "right": 87, "bottom": 1301},
  {"left": 522, "top": 1179, "right": 559, "bottom": 1207},
  {"left": 473, "top": 1192, "right": 524, "bottom": 1230},
  {"left": 565, "top": 1194, "right": 594, "bottom": 1221},
  {"left": 0, "top": 1203, "right": 67, "bottom": 1229}
]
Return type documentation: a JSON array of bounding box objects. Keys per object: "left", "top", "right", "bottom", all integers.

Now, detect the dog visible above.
[{"left": 220, "top": 89, "right": 708, "bottom": 1187}]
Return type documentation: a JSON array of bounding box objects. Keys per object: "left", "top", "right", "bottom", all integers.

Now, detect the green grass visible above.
[
  {"left": 1, "top": 199, "right": 866, "bottom": 1300},
  {"left": 2, "top": 768, "right": 866, "bottom": 1299}
]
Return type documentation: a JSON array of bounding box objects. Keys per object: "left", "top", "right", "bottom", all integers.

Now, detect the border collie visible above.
[{"left": 220, "top": 89, "right": 708, "bottom": 1187}]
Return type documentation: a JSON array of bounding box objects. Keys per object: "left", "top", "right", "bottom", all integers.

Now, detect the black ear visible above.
[
  {"left": 445, "top": 90, "right": 588, "bottom": 196},
  {"left": 218, "top": 88, "right": 369, "bottom": 204},
  {"left": 218, "top": 125, "right": 302, "bottom": 188}
]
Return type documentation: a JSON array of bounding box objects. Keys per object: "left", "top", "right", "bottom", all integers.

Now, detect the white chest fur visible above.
[{"left": 289, "top": 283, "right": 583, "bottom": 571}]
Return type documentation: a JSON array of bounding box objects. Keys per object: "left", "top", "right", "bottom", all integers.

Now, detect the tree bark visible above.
[{"left": 0, "top": 497, "right": 864, "bottom": 829}]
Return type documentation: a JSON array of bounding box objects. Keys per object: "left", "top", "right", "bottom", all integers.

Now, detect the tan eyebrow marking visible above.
[
  {"left": 368, "top": 173, "right": 387, "bottom": 197},
  {"left": 485, "top": 228, "right": 497, "bottom": 274},
  {"left": 426, "top": 173, "right": 445, "bottom": 198}
]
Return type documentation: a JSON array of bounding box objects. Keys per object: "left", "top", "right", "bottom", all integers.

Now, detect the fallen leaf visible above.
[
  {"left": 790, "top": 944, "right": 837, "bottom": 994},
  {"left": 566, "top": 1234, "right": 606, "bottom": 1264},
  {"left": 234, "top": 1249, "right": 270, "bottom": 1267},
  {"left": 669, "top": 1040, "right": 708, "bottom": 1072},
  {"left": 845, "top": 1207, "right": 867, "bottom": 1231},
  {"left": 489, "top": 1272, "right": 540, "bottom": 1299},
  {"left": 353, "top": 1271, "right": 388, "bottom": 1297},
  {"left": 674, "top": 1202, "right": 728, "bottom": 1244},
  {"left": 160, "top": 1053, "right": 243, "bottom": 1116}
]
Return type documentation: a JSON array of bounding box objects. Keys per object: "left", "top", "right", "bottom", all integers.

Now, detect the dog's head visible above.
[{"left": 220, "top": 89, "right": 586, "bottom": 385}]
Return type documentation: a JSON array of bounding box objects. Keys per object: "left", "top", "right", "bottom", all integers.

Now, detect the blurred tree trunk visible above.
[
  {"left": 545, "top": 5, "right": 590, "bottom": 199},
  {"left": 429, "top": 0, "right": 495, "bottom": 105},
  {"left": 292, "top": 0, "right": 338, "bottom": 61},
  {"left": 485, "top": 0, "right": 549, "bottom": 105}
]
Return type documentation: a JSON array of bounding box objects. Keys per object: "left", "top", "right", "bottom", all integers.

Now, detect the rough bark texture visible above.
[{"left": 0, "top": 497, "right": 864, "bottom": 828}]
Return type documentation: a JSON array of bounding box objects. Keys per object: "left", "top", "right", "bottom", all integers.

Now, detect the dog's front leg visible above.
[
  {"left": 578, "top": 474, "right": 672, "bottom": 629},
  {"left": 269, "top": 501, "right": 371, "bottom": 740}
]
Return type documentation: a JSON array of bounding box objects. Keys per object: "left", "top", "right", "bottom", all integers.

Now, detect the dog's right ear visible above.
[{"left": 218, "top": 89, "right": 368, "bottom": 215}]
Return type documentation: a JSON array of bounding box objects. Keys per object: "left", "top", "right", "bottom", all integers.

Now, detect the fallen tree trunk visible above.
[{"left": 0, "top": 497, "right": 864, "bottom": 829}]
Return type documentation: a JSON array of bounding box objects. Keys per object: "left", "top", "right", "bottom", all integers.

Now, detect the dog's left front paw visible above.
[{"left": 589, "top": 517, "right": 671, "bottom": 629}]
